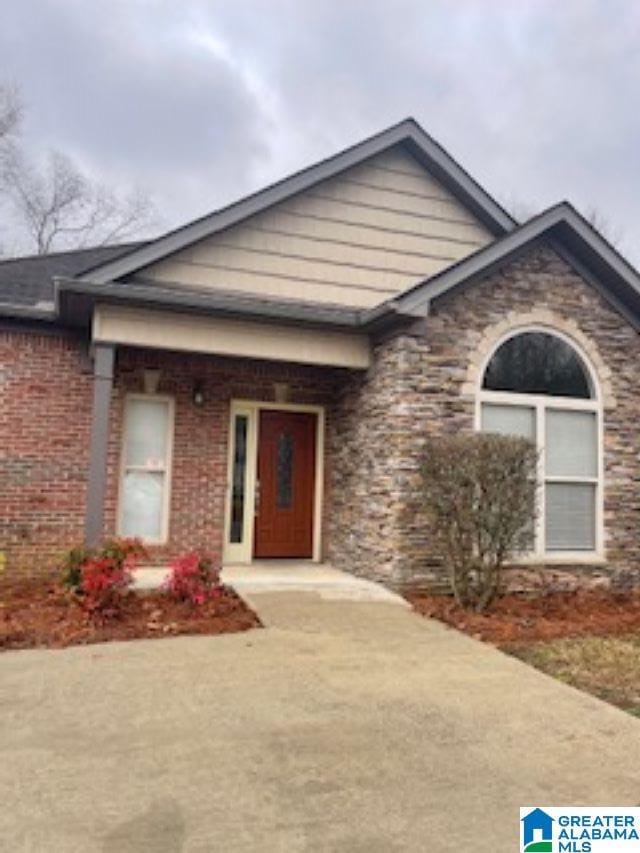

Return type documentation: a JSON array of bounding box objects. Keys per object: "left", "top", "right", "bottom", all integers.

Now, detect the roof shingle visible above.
[{"left": 0, "top": 243, "right": 146, "bottom": 307}]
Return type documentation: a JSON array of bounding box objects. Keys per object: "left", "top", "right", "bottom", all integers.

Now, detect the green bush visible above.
[
  {"left": 422, "top": 433, "right": 538, "bottom": 612},
  {"left": 60, "top": 545, "right": 93, "bottom": 592}
]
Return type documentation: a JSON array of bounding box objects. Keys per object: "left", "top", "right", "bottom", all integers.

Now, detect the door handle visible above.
[{"left": 254, "top": 479, "right": 261, "bottom": 514}]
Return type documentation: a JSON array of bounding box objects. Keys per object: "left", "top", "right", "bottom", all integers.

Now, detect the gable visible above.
[
  {"left": 427, "top": 241, "right": 635, "bottom": 413},
  {"left": 135, "top": 147, "right": 493, "bottom": 308},
  {"left": 396, "top": 203, "right": 640, "bottom": 332}
]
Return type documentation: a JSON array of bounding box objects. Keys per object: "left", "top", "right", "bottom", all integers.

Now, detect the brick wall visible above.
[
  {"left": 0, "top": 327, "right": 92, "bottom": 574},
  {"left": 327, "top": 242, "right": 640, "bottom": 588},
  {"left": 104, "top": 348, "right": 340, "bottom": 566},
  {"left": 0, "top": 330, "right": 341, "bottom": 576}
]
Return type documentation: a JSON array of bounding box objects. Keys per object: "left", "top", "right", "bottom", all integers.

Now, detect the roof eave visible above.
[
  {"left": 400, "top": 127, "right": 514, "bottom": 235},
  {"left": 55, "top": 277, "right": 368, "bottom": 331},
  {"left": 0, "top": 302, "right": 57, "bottom": 322}
]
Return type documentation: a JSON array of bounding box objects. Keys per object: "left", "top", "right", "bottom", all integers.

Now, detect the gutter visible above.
[
  {"left": 0, "top": 300, "right": 57, "bottom": 321},
  {"left": 53, "top": 276, "right": 423, "bottom": 333}
]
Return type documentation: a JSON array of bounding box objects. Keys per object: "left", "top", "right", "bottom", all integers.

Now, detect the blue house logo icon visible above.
[{"left": 522, "top": 808, "right": 554, "bottom": 852}]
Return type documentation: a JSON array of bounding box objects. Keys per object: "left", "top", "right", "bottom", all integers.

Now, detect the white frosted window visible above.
[
  {"left": 481, "top": 404, "right": 536, "bottom": 440},
  {"left": 120, "top": 398, "right": 172, "bottom": 541},
  {"left": 121, "top": 472, "right": 164, "bottom": 540},
  {"left": 546, "top": 483, "right": 596, "bottom": 551},
  {"left": 125, "top": 399, "right": 169, "bottom": 468},
  {"left": 546, "top": 409, "right": 597, "bottom": 478}
]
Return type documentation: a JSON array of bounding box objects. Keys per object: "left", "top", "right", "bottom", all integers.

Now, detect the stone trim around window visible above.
[{"left": 460, "top": 309, "right": 616, "bottom": 409}]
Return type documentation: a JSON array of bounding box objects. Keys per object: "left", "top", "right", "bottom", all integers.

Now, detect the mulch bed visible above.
[
  {"left": 406, "top": 588, "right": 640, "bottom": 644},
  {"left": 0, "top": 580, "right": 261, "bottom": 651}
]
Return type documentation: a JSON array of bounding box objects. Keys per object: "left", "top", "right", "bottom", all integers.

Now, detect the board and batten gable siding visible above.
[{"left": 138, "top": 147, "right": 493, "bottom": 308}]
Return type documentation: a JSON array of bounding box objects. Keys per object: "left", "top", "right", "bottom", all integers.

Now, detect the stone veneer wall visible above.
[{"left": 327, "top": 242, "right": 640, "bottom": 588}]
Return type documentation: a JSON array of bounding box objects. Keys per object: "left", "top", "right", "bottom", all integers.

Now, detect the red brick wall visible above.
[
  {"left": 105, "top": 348, "right": 340, "bottom": 566},
  {"left": 0, "top": 327, "right": 92, "bottom": 574},
  {"left": 0, "top": 328, "right": 341, "bottom": 575}
]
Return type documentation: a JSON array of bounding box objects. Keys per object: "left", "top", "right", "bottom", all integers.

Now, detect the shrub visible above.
[
  {"left": 60, "top": 545, "right": 93, "bottom": 592},
  {"left": 422, "top": 433, "right": 538, "bottom": 612},
  {"left": 60, "top": 538, "right": 147, "bottom": 616},
  {"left": 79, "top": 556, "right": 133, "bottom": 615},
  {"left": 165, "top": 553, "right": 221, "bottom": 607},
  {"left": 100, "top": 537, "right": 148, "bottom": 568}
]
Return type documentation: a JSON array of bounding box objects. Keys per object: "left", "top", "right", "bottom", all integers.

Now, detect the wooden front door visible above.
[{"left": 254, "top": 410, "right": 316, "bottom": 558}]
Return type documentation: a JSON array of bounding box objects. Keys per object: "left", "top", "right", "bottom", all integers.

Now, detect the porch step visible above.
[{"left": 221, "top": 562, "right": 408, "bottom": 606}]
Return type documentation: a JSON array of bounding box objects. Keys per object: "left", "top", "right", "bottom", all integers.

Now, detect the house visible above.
[
  {"left": 521, "top": 808, "right": 554, "bottom": 849},
  {"left": 2, "top": 118, "right": 640, "bottom": 587}
]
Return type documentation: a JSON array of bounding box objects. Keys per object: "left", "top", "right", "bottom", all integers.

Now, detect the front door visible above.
[{"left": 254, "top": 410, "right": 316, "bottom": 558}]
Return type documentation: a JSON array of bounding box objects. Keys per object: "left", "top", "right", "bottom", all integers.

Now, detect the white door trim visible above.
[{"left": 223, "top": 400, "right": 325, "bottom": 564}]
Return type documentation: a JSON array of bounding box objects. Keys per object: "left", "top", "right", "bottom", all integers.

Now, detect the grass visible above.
[{"left": 507, "top": 634, "right": 640, "bottom": 717}]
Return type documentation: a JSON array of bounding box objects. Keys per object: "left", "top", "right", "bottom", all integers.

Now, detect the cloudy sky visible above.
[{"left": 1, "top": 0, "right": 639, "bottom": 261}]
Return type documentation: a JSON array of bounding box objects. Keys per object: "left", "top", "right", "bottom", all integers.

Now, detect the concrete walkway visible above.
[{"left": 1, "top": 579, "right": 640, "bottom": 852}]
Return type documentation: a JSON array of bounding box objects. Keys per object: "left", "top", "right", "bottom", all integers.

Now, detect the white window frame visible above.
[
  {"left": 117, "top": 393, "right": 175, "bottom": 545},
  {"left": 475, "top": 326, "right": 604, "bottom": 563}
]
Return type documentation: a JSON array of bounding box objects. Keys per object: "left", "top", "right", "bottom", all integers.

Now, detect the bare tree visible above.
[
  {"left": 501, "top": 192, "right": 623, "bottom": 248},
  {"left": 583, "top": 205, "right": 622, "bottom": 247},
  {"left": 0, "top": 82, "right": 155, "bottom": 256},
  {"left": 0, "top": 84, "right": 21, "bottom": 143},
  {"left": 1, "top": 146, "right": 154, "bottom": 255},
  {"left": 499, "top": 194, "right": 538, "bottom": 224}
]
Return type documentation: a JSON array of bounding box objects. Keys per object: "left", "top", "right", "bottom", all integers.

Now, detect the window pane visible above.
[
  {"left": 483, "top": 332, "right": 592, "bottom": 398},
  {"left": 481, "top": 404, "right": 536, "bottom": 440},
  {"left": 546, "top": 410, "right": 597, "bottom": 478},
  {"left": 125, "top": 399, "right": 169, "bottom": 467},
  {"left": 546, "top": 483, "right": 596, "bottom": 551},
  {"left": 481, "top": 404, "right": 536, "bottom": 551},
  {"left": 230, "top": 415, "right": 248, "bottom": 544},
  {"left": 121, "top": 471, "right": 165, "bottom": 540},
  {"left": 277, "top": 432, "right": 294, "bottom": 509}
]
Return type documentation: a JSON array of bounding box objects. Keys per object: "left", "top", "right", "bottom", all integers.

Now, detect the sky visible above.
[{"left": 1, "top": 0, "right": 639, "bottom": 262}]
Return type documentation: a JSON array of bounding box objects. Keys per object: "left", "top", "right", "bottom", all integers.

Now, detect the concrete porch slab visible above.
[
  {"left": 221, "top": 561, "right": 408, "bottom": 606},
  {"left": 132, "top": 562, "right": 407, "bottom": 610}
]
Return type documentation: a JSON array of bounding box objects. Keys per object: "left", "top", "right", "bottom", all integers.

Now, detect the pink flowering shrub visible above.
[
  {"left": 165, "top": 553, "right": 221, "bottom": 606},
  {"left": 79, "top": 557, "right": 133, "bottom": 614},
  {"left": 60, "top": 538, "right": 147, "bottom": 617}
]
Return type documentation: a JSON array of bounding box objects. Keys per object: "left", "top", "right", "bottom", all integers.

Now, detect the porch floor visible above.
[
  {"left": 222, "top": 561, "right": 407, "bottom": 605},
  {"left": 133, "top": 561, "right": 407, "bottom": 606}
]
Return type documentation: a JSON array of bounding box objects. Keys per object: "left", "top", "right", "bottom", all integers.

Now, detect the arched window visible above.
[{"left": 478, "top": 329, "right": 601, "bottom": 556}]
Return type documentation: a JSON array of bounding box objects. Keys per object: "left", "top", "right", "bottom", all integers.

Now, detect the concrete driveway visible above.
[{"left": 1, "top": 589, "right": 639, "bottom": 852}]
